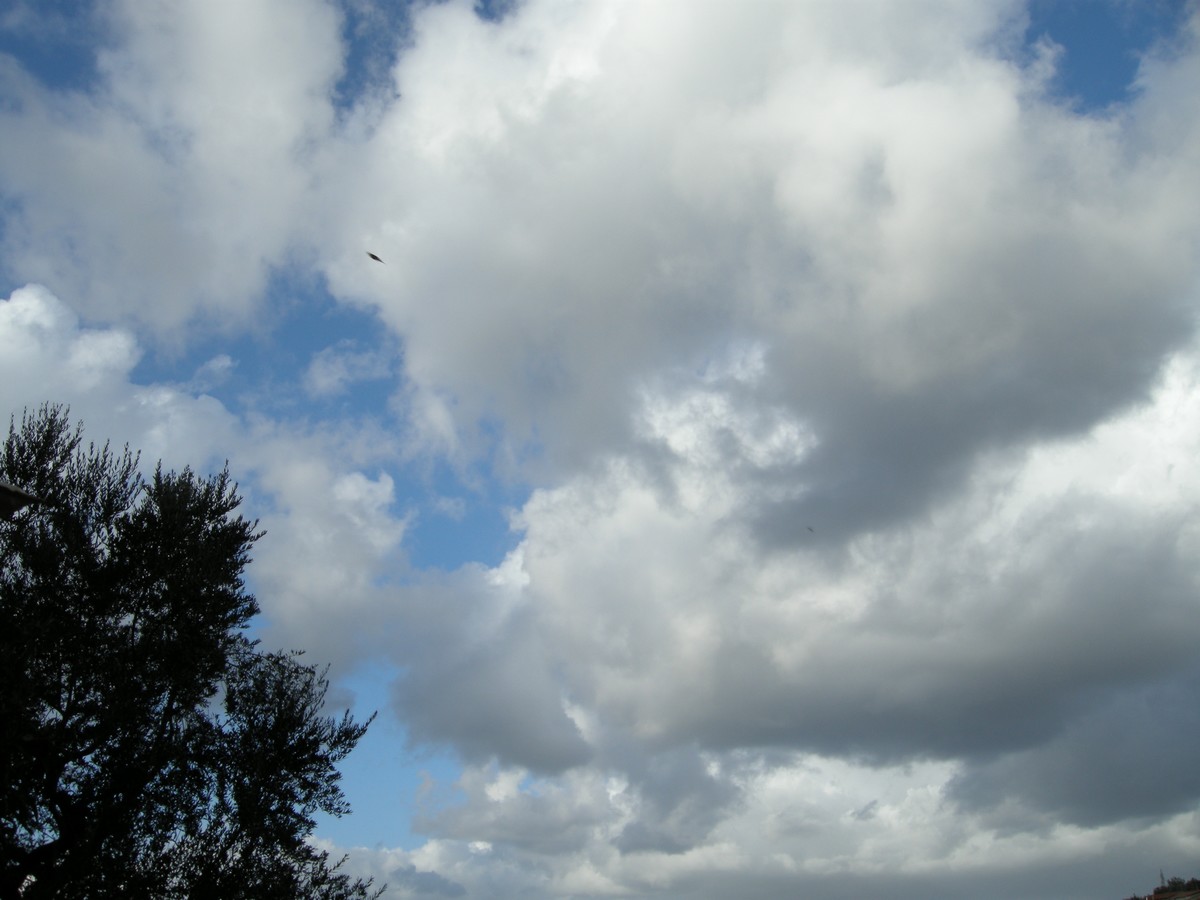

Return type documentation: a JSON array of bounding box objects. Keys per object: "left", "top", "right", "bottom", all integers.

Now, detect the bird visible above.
[{"left": 367, "top": 252, "right": 384, "bottom": 263}]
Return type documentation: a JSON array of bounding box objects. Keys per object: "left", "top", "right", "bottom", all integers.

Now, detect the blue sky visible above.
[{"left": 2, "top": 1, "right": 1200, "bottom": 897}]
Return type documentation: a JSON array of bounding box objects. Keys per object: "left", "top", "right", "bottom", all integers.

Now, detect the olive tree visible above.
[{"left": 0, "top": 405, "right": 379, "bottom": 899}]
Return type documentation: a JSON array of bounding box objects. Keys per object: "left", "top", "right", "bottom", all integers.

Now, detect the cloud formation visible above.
[
  {"left": 3, "top": 1, "right": 1200, "bottom": 897},
  {"left": 0, "top": 0, "right": 341, "bottom": 331}
]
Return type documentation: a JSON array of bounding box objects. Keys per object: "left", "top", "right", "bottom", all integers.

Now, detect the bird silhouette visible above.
[{"left": 367, "top": 252, "right": 384, "bottom": 263}]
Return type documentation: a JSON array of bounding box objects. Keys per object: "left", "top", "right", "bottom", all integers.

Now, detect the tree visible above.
[
  {"left": 0, "top": 405, "right": 380, "bottom": 899},
  {"left": 1154, "top": 877, "right": 1200, "bottom": 895}
]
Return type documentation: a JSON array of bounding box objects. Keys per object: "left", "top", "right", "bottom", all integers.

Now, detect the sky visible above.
[{"left": 1, "top": 0, "right": 1199, "bottom": 897}]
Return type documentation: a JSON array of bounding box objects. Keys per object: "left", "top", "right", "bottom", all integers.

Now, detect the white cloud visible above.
[
  {"left": 0, "top": 0, "right": 342, "bottom": 332},
  {"left": 4, "top": 2, "right": 1200, "bottom": 897},
  {"left": 332, "top": 754, "right": 1200, "bottom": 899},
  {"left": 304, "top": 340, "right": 393, "bottom": 398},
  {"left": 0, "top": 284, "right": 231, "bottom": 467},
  {"left": 0, "top": 283, "right": 415, "bottom": 673},
  {"left": 503, "top": 335, "right": 1200, "bottom": 757},
  {"left": 356, "top": 333, "right": 1200, "bottom": 895},
  {"left": 299, "top": 0, "right": 1200, "bottom": 515},
  {"left": 259, "top": 320, "right": 1192, "bottom": 897},
  {"left": 187, "top": 353, "right": 236, "bottom": 393}
]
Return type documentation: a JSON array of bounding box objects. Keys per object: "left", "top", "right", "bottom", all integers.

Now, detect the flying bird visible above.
[{"left": 367, "top": 252, "right": 384, "bottom": 263}]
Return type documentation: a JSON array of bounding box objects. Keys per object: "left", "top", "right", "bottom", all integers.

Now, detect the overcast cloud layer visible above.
[{"left": 2, "top": 1, "right": 1200, "bottom": 897}]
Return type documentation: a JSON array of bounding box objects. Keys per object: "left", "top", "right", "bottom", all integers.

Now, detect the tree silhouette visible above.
[{"left": 0, "top": 405, "right": 379, "bottom": 899}]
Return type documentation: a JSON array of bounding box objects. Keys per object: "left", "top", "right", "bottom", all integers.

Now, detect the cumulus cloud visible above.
[
  {"left": 4, "top": 1, "right": 1200, "bottom": 897},
  {"left": 322, "top": 0, "right": 1200, "bottom": 498},
  {"left": 493, "top": 337, "right": 1200, "bottom": 766},
  {"left": 0, "top": 284, "right": 234, "bottom": 467},
  {"left": 320, "top": 3, "right": 1200, "bottom": 891},
  {"left": 336, "top": 333, "right": 1200, "bottom": 896},
  {"left": 0, "top": 0, "right": 342, "bottom": 332},
  {"left": 0, "top": 283, "right": 415, "bottom": 674}
]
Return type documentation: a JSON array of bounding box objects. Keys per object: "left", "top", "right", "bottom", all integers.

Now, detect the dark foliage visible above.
[
  {"left": 0, "top": 405, "right": 379, "bottom": 899},
  {"left": 1153, "top": 876, "right": 1200, "bottom": 895},
  {"left": 1124, "top": 875, "right": 1200, "bottom": 900}
]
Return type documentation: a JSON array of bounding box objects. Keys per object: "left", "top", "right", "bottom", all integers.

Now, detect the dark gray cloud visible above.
[
  {"left": 612, "top": 747, "right": 744, "bottom": 855},
  {"left": 393, "top": 608, "right": 591, "bottom": 774},
  {"left": 669, "top": 851, "right": 1192, "bottom": 900},
  {"left": 724, "top": 507, "right": 1198, "bottom": 763},
  {"left": 750, "top": 175, "right": 1196, "bottom": 548},
  {"left": 950, "top": 663, "right": 1200, "bottom": 827},
  {"left": 418, "top": 770, "right": 609, "bottom": 856},
  {"left": 521, "top": 479, "right": 1200, "bottom": 769}
]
